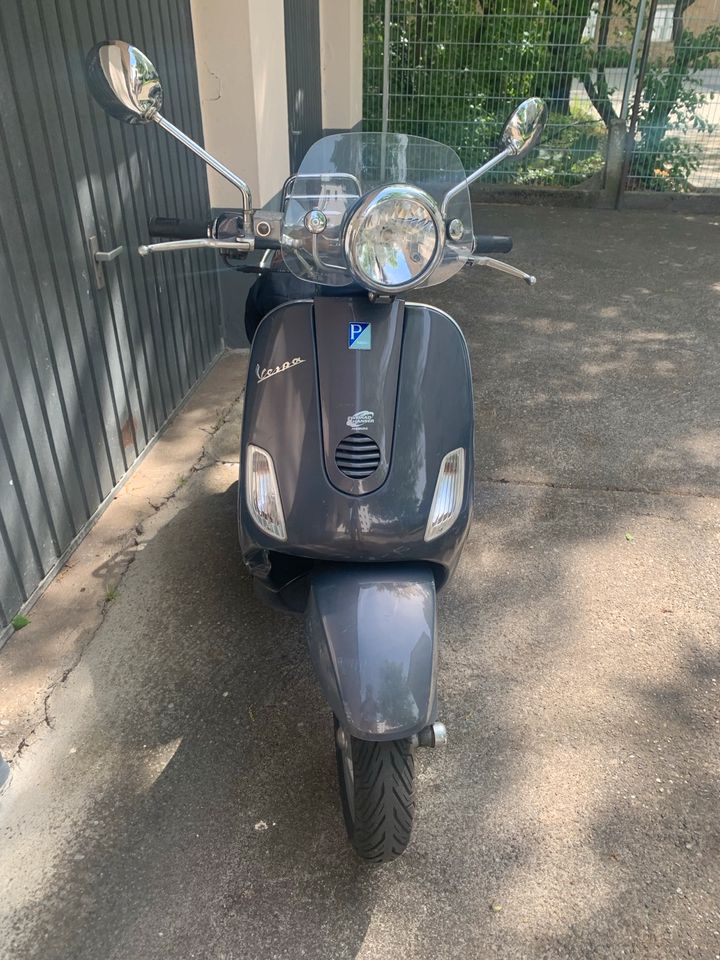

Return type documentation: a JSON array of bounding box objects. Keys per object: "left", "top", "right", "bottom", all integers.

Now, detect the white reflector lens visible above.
[
  {"left": 425, "top": 448, "right": 465, "bottom": 542},
  {"left": 245, "top": 444, "right": 287, "bottom": 541}
]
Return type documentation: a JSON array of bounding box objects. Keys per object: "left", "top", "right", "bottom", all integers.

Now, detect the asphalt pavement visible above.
[{"left": 1, "top": 205, "right": 719, "bottom": 960}]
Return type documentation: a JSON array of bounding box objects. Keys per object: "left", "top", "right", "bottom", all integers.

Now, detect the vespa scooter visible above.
[{"left": 86, "top": 40, "right": 545, "bottom": 861}]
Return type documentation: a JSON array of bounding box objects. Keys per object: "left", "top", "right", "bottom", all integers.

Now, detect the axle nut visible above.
[{"left": 417, "top": 721, "right": 448, "bottom": 748}]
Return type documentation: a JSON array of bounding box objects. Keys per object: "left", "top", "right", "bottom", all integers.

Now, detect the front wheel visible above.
[{"left": 334, "top": 717, "right": 415, "bottom": 862}]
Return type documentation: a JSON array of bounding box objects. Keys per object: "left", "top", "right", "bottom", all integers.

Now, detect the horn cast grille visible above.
[{"left": 335, "top": 433, "right": 381, "bottom": 479}]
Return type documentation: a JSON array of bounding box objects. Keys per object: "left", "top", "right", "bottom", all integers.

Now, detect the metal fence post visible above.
[
  {"left": 381, "top": 0, "right": 391, "bottom": 135},
  {"left": 617, "top": 0, "right": 660, "bottom": 207},
  {"left": 620, "top": 0, "right": 649, "bottom": 121}
]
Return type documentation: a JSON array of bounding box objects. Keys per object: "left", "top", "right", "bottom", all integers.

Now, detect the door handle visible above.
[
  {"left": 94, "top": 244, "right": 124, "bottom": 262},
  {"left": 88, "top": 235, "right": 124, "bottom": 289}
]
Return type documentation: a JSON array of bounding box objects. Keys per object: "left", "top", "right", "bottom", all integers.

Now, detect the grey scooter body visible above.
[
  {"left": 239, "top": 295, "right": 474, "bottom": 740},
  {"left": 81, "top": 42, "right": 545, "bottom": 854}
]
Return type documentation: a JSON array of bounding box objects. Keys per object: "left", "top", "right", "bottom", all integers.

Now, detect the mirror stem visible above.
[
  {"left": 152, "top": 113, "right": 254, "bottom": 229},
  {"left": 441, "top": 145, "right": 513, "bottom": 216}
]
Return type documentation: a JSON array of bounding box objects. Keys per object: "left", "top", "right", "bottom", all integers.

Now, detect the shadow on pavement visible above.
[
  {"left": 3, "top": 205, "right": 720, "bottom": 960},
  {"left": 6, "top": 482, "right": 380, "bottom": 960}
]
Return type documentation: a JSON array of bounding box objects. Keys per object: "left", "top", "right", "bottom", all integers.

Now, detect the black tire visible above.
[{"left": 334, "top": 717, "right": 415, "bottom": 862}]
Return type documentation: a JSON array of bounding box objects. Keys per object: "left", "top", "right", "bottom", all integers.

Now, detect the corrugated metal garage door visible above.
[
  {"left": 284, "top": 0, "right": 324, "bottom": 172},
  {"left": 0, "top": 0, "right": 222, "bottom": 639}
]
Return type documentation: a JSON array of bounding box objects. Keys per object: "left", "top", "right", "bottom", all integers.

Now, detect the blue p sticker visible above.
[{"left": 348, "top": 322, "right": 371, "bottom": 350}]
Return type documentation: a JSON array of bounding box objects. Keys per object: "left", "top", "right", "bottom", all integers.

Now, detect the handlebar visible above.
[
  {"left": 138, "top": 237, "right": 254, "bottom": 257},
  {"left": 148, "top": 216, "right": 212, "bottom": 240},
  {"left": 474, "top": 234, "right": 513, "bottom": 254},
  {"left": 147, "top": 212, "right": 279, "bottom": 253},
  {"left": 144, "top": 218, "right": 515, "bottom": 273},
  {"left": 468, "top": 255, "right": 535, "bottom": 285}
]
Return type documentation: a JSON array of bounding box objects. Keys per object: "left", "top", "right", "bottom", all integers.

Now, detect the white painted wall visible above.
[
  {"left": 319, "top": 0, "right": 363, "bottom": 131},
  {"left": 190, "top": 0, "right": 290, "bottom": 208}
]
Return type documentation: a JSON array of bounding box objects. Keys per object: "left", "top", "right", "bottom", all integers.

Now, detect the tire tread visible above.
[{"left": 347, "top": 736, "right": 415, "bottom": 862}]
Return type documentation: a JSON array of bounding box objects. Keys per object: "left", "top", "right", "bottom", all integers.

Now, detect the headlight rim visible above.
[{"left": 343, "top": 183, "right": 446, "bottom": 294}]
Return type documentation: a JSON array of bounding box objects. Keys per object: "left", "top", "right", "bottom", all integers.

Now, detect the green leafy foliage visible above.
[
  {"left": 629, "top": 133, "right": 703, "bottom": 190},
  {"left": 629, "top": 25, "right": 720, "bottom": 191},
  {"left": 363, "top": 0, "right": 587, "bottom": 172},
  {"left": 11, "top": 614, "right": 30, "bottom": 630},
  {"left": 514, "top": 111, "right": 607, "bottom": 185},
  {"left": 363, "top": 0, "right": 720, "bottom": 191}
]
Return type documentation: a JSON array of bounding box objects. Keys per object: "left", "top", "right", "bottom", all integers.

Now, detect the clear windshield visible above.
[{"left": 281, "top": 133, "right": 473, "bottom": 288}]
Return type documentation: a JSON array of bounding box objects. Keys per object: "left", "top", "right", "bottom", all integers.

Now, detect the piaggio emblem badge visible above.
[
  {"left": 346, "top": 410, "right": 375, "bottom": 430},
  {"left": 256, "top": 357, "right": 306, "bottom": 383},
  {"left": 348, "top": 322, "right": 372, "bottom": 350}
]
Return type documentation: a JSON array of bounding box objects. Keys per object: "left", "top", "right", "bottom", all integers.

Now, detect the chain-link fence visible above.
[
  {"left": 363, "top": 0, "right": 720, "bottom": 195},
  {"left": 626, "top": 0, "right": 720, "bottom": 190}
]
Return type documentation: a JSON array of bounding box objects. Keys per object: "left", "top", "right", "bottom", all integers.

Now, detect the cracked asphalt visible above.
[{"left": 1, "top": 205, "right": 719, "bottom": 960}]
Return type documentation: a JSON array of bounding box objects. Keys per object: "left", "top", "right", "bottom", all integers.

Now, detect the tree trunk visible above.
[
  {"left": 544, "top": 0, "right": 597, "bottom": 113},
  {"left": 581, "top": 0, "right": 620, "bottom": 126},
  {"left": 637, "top": 0, "right": 697, "bottom": 157}
]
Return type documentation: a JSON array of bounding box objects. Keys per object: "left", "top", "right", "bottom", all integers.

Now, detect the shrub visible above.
[{"left": 362, "top": 0, "right": 720, "bottom": 191}]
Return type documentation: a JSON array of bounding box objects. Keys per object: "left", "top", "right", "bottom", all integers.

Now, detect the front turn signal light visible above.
[
  {"left": 245, "top": 444, "right": 287, "bottom": 541},
  {"left": 425, "top": 448, "right": 465, "bottom": 542}
]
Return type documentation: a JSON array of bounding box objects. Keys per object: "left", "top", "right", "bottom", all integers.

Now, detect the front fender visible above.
[{"left": 306, "top": 564, "right": 437, "bottom": 740}]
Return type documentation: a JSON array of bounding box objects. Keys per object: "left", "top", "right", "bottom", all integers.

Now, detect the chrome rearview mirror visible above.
[
  {"left": 500, "top": 97, "right": 547, "bottom": 160},
  {"left": 86, "top": 41, "right": 162, "bottom": 123},
  {"left": 441, "top": 96, "right": 547, "bottom": 216},
  {"left": 85, "top": 40, "right": 253, "bottom": 226}
]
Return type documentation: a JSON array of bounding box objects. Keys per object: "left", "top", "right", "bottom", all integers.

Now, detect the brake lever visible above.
[
  {"left": 467, "top": 255, "right": 536, "bottom": 286},
  {"left": 138, "top": 237, "right": 255, "bottom": 257}
]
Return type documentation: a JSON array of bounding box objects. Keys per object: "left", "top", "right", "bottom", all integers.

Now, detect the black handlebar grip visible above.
[
  {"left": 253, "top": 236, "right": 281, "bottom": 250},
  {"left": 148, "top": 216, "right": 211, "bottom": 240},
  {"left": 474, "top": 234, "right": 513, "bottom": 254}
]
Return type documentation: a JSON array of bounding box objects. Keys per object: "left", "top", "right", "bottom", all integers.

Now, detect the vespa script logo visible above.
[
  {"left": 346, "top": 410, "right": 375, "bottom": 430},
  {"left": 256, "top": 357, "right": 306, "bottom": 384}
]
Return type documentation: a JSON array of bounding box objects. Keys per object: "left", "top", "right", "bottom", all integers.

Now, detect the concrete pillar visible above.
[
  {"left": 0, "top": 752, "right": 10, "bottom": 794},
  {"left": 319, "top": 0, "right": 363, "bottom": 133},
  {"left": 604, "top": 117, "right": 628, "bottom": 208},
  {"left": 190, "top": 0, "right": 291, "bottom": 208}
]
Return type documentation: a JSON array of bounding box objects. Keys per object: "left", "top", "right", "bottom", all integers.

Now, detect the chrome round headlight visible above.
[{"left": 343, "top": 184, "right": 445, "bottom": 293}]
